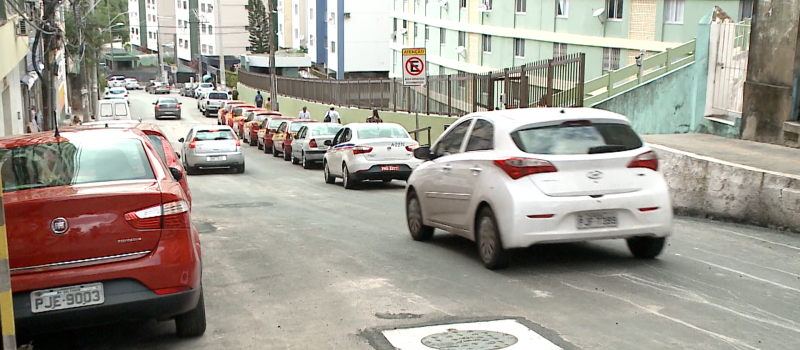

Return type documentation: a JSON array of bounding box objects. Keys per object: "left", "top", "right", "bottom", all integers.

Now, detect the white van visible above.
[{"left": 96, "top": 99, "right": 132, "bottom": 121}]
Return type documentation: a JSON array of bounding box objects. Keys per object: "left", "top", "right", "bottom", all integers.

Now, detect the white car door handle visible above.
[
  {"left": 442, "top": 165, "right": 453, "bottom": 171},
  {"left": 470, "top": 167, "right": 482, "bottom": 173}
]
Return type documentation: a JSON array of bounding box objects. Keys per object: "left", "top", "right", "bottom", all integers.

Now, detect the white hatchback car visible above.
[
  {"left": 104, "top": 87, "right": 129, "bottom": 105},
  {"left": 405, "top": 108, "right": 673, "bottom": 269},
  {"left": 323, "top": 123, "right": 422, "bottom": 189}
]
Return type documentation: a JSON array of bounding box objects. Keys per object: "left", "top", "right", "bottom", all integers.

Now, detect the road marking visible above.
[{"left": 381, "top": 319, "right": 562, "bottom": 350}]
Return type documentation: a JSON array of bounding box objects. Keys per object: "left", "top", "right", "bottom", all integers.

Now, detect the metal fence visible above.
[{"left": 238, "top": 53, "right": 585, "bottom": 117}]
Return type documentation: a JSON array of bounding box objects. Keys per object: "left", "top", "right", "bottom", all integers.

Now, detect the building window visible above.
[
  {"left": 553, "top": 42, "right": 567, "bottom": 57},
  {"left": 414, "top": 23, "right": 418, "bottom": 37},
  {"left": 458, "top": 31, "right": 466, "bottom": 47},
  {"left": 739, "top": 0, "right": 753, "bottom": 20},
  {"left": 425, "top": 25, "right": 430, "bottom": 41},
  {"left": 483, "top": 0, "right": 493, "bottom": 10},
  {"left": 294, "top": 28, "right": 299, "bottom": 39},
  {"left": 440, "top": 28, "right": 446, "bottom": 45},
  {"left": 438, "top": 65, "right": 445, "bottom": 76},
  {"left": 603, "top": 48, "right": 621, "bottom": 71},
  {"left": 607, "top": 0, "right": 623, "bottom": 19},
  {"left": 209, "top": 46, "right": 214, "bottom": 54},
  {"left": 200, "top": 3, "right": 205, "bottom": 11},
  {"left": 515, "top": 0, "right": 526, "bottom": 13},
  {"left": 178, "top": 19, "right": 183, "bottom": 27},
  {"left": 331, "top": 41, "right": 335, "bottom": 53},
  {"left": 310, "top": 8, "right": 314, "bottom": 20},
  {"left": 663, "top": 0, "right": 684, "bottom": 23},
  {"left": 294, "top": 3, "right": 299, "bottom": 14},
  {"left": 183, "top": 1, "right": 187, "bottom": 9},
  {"left": 482, "top": 34, "right": 491, "bottom": 53},
  {"left": 460, "top": 0, "right": 467, "bottom": 8},
  {"left": 514, "top": 38, "right": 525, "bottom": 58},
  {"left": 279, "top": 24, "right": 283, "bottom": 34},
  {"left": 201, "top": 23, "right": 206, "bottom": 33},
  {"left": 310, "top": 34, "right": 314, "bottom": 45},
  {"left": 208, "top": 25, "right": 213, "bottom": 34},
  {"left": 202, "top": 44, "right": 207, "bottom": 54},
  {"left": 556, "top": 0, "right": 567, "bottom": 17}
]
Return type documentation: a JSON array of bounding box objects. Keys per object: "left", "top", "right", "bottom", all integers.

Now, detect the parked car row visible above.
[
  {"left": 107, "top": 76, "right": 141, "bottom": 90},
  {"left": 0, "top": 121, "right": 205, "bottom": 337}
]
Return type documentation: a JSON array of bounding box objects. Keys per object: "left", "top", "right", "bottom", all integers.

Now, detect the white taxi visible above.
[
  {"left": 405, "top": 108, "right": 673, "bottom": 270},
  {"left": 323, "top": 123, "right": 421, "bottom": 189}
]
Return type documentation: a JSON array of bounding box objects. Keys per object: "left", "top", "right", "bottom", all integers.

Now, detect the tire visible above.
[
  {"left": 324, "top": 162, "right": 336, "bottom": 184},
  {"left": 476, "top": 206, "right": 509, "bottom": 270},
  {"left": 291, "top": 153, "right": 299, "bottom": 164},
  {"left": 185, "top": 165, "right": 198, "bottom": 175},
  {"left": 177, "top": 115, "right": 182, "bottom": 120},
  {"left": 249, "top": 137, "right": 257, "bottom": 146},
  {"left": 236, "top": 163, "right": 246, "bottom": 174},
  {"left": 272, "top": 146, "right": 280, "bottom": 157},
  {"left": 342, "top": 164, "right": 356, "bottom": 189},
  {"left": 175, "top": 289, "right": 207, "bottom": 338},
  {"left": 406, "top": 191, "right": 434, "bottom": 241},
  {"left": 301, "top": 153, "right": 311, "bottom": 169},
  {"left": 627, "top": 237, "right": 666, "bottom": 259},
  {"left": 283, "top": 149, "right": 291, "bottom": 161},
  {"left": 258, "top": 141, "right": 264, "bottom": 150}
]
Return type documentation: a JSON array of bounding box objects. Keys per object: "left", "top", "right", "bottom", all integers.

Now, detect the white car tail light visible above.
[
  {"left": 627, "top": 151, "right": 659, "bottom": 171},
  {"left": 353, "top": 146, "right": 373, "bottom": 155},
  {"left": 124, "top": 200, "right": 190, "bottom": 229},
  {"left": 494, "top": 157, "right": 557, "bottom": 180},
  {"left": 309, "top": 139, "right": 318, "bottom": 148}
]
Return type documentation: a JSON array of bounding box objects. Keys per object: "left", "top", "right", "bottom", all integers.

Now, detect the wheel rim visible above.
[
  {"left": 324, "top": 164, "right": 329, "bottom": 180},
  {"left": 479, "top": 216, "right": 496, "bottom": 262},
  {"left": 408, "top": 197, "right": 422, "bottom": 233},
  {"left": 343, "top": 168, "right": 349, "bottom": 185}
]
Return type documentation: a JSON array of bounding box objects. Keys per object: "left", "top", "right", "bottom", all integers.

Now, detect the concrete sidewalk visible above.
[{"left": 643, "top": 133, "right": 800, "bottom": 232}]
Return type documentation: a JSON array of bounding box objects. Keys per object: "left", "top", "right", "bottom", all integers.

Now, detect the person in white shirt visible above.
[
  {"left": 298, "top": 106, "right": 311, "bottom": 119},
  {"left": 323, "top": 104, "right": 341, "bottom": 123}
]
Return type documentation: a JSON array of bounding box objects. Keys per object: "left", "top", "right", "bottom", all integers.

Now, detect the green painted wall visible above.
[
  {"left": 237, "top": 82, "right": 457, "bottom": 143},
  {"left": 660, "top": 2, "right": 741, "bottom": 43}
]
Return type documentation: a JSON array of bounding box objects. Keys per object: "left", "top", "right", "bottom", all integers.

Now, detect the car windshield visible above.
[
  {"left": 356, "top": 125, "right": 410, "bottom": 139},
  {"left": 0, "top": 137, "right": 155, "bottom": 192},
  {"left": 159, "top": 98, "right": 178, "bottom": 104},
  {"left": 195, "top": 129, "right": 235, "bottom": 141},
  {"left": 199, "top": 83, "right": 213, "bottom": 89},
  {"left": 309, "top": 124, "right": 342, "bottom": 136},
  {"left": 254, "top": 114, "right": 271, "bottom": 123},
  {"left": 208, "top": 92, "right": 228, "bottom": 100},
  {"left": 268, "top": 119, "right": 286, "bottom": 128},
  {"left": 511, "top": 122, "right": 643, "bottom": 155}
]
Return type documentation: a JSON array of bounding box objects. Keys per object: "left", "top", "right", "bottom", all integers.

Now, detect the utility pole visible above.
[
  {"left": 268, "top": 0, "right": 278, "bottom": 111},
  {"left": 216, "top": 0, "right": 226, "bottom": 90}
]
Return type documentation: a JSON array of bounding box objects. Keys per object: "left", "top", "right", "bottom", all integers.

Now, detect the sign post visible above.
[{"left": 403, "top": 48, "right": 427, "bottom": 136}]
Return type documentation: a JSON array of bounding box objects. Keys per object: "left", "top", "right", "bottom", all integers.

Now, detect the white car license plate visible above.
[
  {"left": 576, "top": 212, "right": 618, "bottom": 229},
  {"left": 207, "top": 156, "right": 226, "bottom": 161},
  {"left": 31, "top": 283, "right": 105, "bottom": 313},
  {"left": 381, "top": 165, "right": 400, "bottom": 172}
]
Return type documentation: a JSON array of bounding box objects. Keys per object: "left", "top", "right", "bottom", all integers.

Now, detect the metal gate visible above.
[{"left": 708, "top": 20, "right": 751, "bottom": 116}]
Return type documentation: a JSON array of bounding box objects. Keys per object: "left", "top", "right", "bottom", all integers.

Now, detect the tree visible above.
[{"left": 247, "top": 0, "right": 269, "bottom": 54}]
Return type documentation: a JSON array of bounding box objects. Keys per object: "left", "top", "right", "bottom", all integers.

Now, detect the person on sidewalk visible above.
[
  {"left": 265, "top": 97, "right": 272, "bottom": 110},
  {"left": 255, "top": 91, "right": 264, "bottom": 108},
  {"left": 366, "top": 109, "right": 383, "bottom": 123},
  {"left": 26, "top": 112, "right": 39, "bottom": 133},
  {"left": 323, "top": 105, "right": 341, "bottom": 123},
  {"left": 231, "top": 87, "right": 239, "bottom": 100},
  {"left": 298, "top": 106, "right": 311, "bottom": 119}
]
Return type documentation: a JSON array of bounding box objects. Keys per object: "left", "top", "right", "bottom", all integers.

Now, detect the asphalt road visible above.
[{"left": 18, "top": 90, "right": 800, "bottom": 350}]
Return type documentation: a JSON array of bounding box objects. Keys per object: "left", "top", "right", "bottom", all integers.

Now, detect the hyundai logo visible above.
[
  {"left": 51, "top": 217, "right": 69, "bottom": 235},
  {"left": 587, "top": 170, "right": 604, "bottom": 180}
]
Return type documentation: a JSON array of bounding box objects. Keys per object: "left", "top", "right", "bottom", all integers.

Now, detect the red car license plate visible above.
[{"left": 381, "top": 165, "right": 400, "bottom": 172}]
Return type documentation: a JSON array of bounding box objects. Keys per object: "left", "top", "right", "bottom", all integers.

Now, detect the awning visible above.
[{"left": 20, "top": 72, "right": 38, "bottom": 90}]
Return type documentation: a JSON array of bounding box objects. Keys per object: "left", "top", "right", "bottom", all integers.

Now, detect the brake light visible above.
[
  {"left": 124, "top": 200, "right": 190, "bottom": 229},
  {"left": 176, "top": 104, "right": 181, "bottom": 109},
  {"left": 353, "top": 146, "right": 373, "bottom": 155},
  {"left": 309, "top": 139, "right": 318, "bottom": 148},
  {"left": 494, "top": 158, "right": 557, "bottom": 180},
  {"left": 189, "top": 139, "right": 196, "bottom": 149},
  {"left": 235, "top": 138, "right": 241, "bottom": 147},
  {"left": 628, "top": 151, "right": 659, "bottom": 171},
  {"left": 405, "top": 144, "right": 419, "bottom": 152},
  {"left": 561, "top": 120, "right": 592, "bottom": 127},
  {"left": 155, "top": 105, "right": 160, "bottom": 110}
]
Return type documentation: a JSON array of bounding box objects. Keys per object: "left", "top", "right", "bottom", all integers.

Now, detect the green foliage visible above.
[
  {"left": 64, "top": 0, "right": 130, "bottom": 54},
  {"left": 225, "top": 70, "right": 239, "bottom": 88},
  {"left": 247, "top": 0, "right": 270, "bottom": 54}
]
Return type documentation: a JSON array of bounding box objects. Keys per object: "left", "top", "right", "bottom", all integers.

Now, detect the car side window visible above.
[
  {"left": 297, "top": 127, "right": 306, "bottom": 139},
  {"left": 279, "top": 123, "right": 287, "bottom": 132},
  {"left": 343, "top": 128, "right": 353, "bottom": 142},
  {"left": 332, "top": 129, "right": 345, "bottom": 145},
  {"left": 434, "top": 120, "right": 472, "bottom": 156},
  {"left": 465, "top": 119, "right": 494, "bottom": 152}
]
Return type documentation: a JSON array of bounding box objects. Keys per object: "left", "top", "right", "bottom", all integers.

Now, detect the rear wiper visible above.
[
  {"left": 588, "top": 145, "right": 627, "bottom": 154},
  {"left": 214, "top": 137, "right": 231, "bottom": 140}
]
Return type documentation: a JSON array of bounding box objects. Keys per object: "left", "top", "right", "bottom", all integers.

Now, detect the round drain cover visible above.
[{"left": 421, "top": 330, "right": 518, "bottom": 350}]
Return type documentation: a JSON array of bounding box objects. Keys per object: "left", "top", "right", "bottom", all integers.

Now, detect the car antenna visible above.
[{"left": 53, "top": 111, "right": 60, "bottom": 137}]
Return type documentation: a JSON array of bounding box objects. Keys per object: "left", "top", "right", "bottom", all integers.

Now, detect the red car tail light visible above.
[
  {"left": 176, "top": 104, "right": 181, "bottom": 109},
  {"left": 494, "top": 157, "right": 557, "bottom": 180},
  {"left": 155, "top": 105, "right": 160, "bottom": 110},
  {"left": 189, "top": 139, "right": 196, "bottom": 148},
  {"left": 309, "top": 139, "right": 318, "bottom": 148},
  {"left": 405, "top": 144, "right": 419, "bottom": 152},
  {"left": 124, "top": 200, "right": 190, "bottom": 229},
  {"left": 235, "top": 138, "right": 241, "bottom": 147},
  {"left": 628, "top": 151, "right": 659, "bottom": 171},
  {"left": 353, "top": 146, "right": 373, "bottom": 155}
]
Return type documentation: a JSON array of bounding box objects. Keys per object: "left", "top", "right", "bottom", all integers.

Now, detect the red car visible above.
[
  {"left": 258, "top": 116, "right": 293, "bottom": 153},
  {"left": 0, "top": 127, "right": 205, "bottom": 336},
  {"left": 75, "top": 121, "right": 192, "bottom": 207},
  {"left": 271, "top": 119, "right": 319, "bottom": 161}
]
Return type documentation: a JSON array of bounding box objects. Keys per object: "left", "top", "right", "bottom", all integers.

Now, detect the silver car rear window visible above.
[
  {"left": 195, "top": 129, "right": 235, "bottom": 141},
  {"left": 208, "top": 92, "right": 228, "bottom": 100},
  {"left": 511, "top": 122, "right": 643, "bottom": 155}
]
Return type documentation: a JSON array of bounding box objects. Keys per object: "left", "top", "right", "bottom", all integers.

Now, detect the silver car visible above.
[
  {"left": 178, "top": 125, "right": 245, "bottom": 174},
  {"left": 291, "top": 123, "right": 342, "bottom": 169}
]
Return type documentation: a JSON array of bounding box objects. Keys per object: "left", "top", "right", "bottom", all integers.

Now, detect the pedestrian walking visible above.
[
  {"left": 26, "top": 111, "right": 39, "bottom": 133},
  {"left": 323, "top": 104, "right": 341, "bottom": 123},
  {"left": 255, "top": 91, "right": 264, "bottom": 108},
  {"left": 366, "top": 109, "right": 383, "bottom": 123},
  {"left": 265, "top": 97, "right": 272, "bottom": 110},
  {"left": 298, "top": 106, "right": 311, "bottom": 119},
  {"left": 231, "top": 87, "right": 239, "bottom": 100}
]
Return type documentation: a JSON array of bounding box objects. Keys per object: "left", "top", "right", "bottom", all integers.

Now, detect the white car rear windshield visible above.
[
  {"left": 195, "top": 129, "right": 235, "bottom": 141},
  {"left": 356, "top": 125, "right": 410, "bottom": 139},
  {"left": 199, "top": 83, "right": 213, "bottom": 89},
  {"left": 511, "top": 122, "right": 643, "bottom": 155},
  {"left": 109, "top": 88, "right": 126, "bottom": 94},
  {"left": 309, "top": 125, "right": 342, "bottom": 136},
  {"left": 0, "top": 138, "right": 155, "bottom": 192},
  {"left": 207, "top": 92, "right": 228, "bottom": 100}
]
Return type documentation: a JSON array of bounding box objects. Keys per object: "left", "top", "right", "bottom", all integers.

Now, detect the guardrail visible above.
[
  {"left": 409, "top": 126, "right": 432, "bottom": 146},
  {"left": 583, "top": 39, "right": 696, "bottom": 106}
]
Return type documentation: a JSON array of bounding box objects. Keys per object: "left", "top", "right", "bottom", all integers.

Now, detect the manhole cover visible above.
[{"left": 420, "top": 330, "right": 518, "bottom": 350}]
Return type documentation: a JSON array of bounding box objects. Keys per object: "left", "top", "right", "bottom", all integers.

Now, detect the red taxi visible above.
[
  {"left": 243, "top": 110, "right": 282, "bottom": 146},
  {"left": 217, "top": 100, "right": 248, "bottom": 126},
  {"left": 232, "top": 106, "right": 267, "bottom": 138},
  {"left": 258, "top": 116, "right": 293, "bottom": 153},
  {"left": 272, "top": 119, "right": 319, "bottom": 161},
  {"left": 0, "top": 127, "right": 205, "bottom": 336}
]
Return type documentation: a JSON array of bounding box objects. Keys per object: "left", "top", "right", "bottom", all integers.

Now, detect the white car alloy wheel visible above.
[
  {"left": 324, "top": 163, "right": 336, "bottom": 184},
  {"left": 406, "top": 192, "right": 433, "bottom": 241},
  {"left": 477, "top": 207, "right": 508, "bottom": 270}
]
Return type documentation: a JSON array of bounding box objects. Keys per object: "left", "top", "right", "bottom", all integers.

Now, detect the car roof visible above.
[
  {"left": 0, "top": 128, "right": 144, "bottom": 149},
  {"left": 462, "top": 108, "right": 631, "bottom": 127},
  {"left": 347, "top": 122, "right": 404, "bottom": 128},
  {"left": 68, "top": 121, "right": 167, "bottom": 135}
]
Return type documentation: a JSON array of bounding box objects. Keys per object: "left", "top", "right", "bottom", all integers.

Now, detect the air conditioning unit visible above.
[
  {"left": 15, "top": 19, "right": 28, "bottom": 36},
  {"left": 390, "top": 32, "right": 397, "bottom": 40}
]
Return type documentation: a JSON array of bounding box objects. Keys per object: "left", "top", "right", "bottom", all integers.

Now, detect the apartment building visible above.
[
  {"left": 291, "top": 0, "right": 307, "bottom": 50},
  {"left": 389, "top": 0, "right": 753, "bottom": 80},
  {"left": 173, "top": 0, "right": 248, "bottom": 63},
  {"left": 306, "top": 0, "right": 326, "bottom": 67},
  {"left": 0, "top": 1, "right": 36, "bottom": 136},
  {"left": 129, "top": 0, "right": 175, "bottom": 55},
  {"left": 323, "top": 0, "right": 391, "bottom": 79}
]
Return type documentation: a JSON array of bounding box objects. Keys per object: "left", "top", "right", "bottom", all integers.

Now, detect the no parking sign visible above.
[{"left": 402, "top": 48, "right": 427, "bottom": 86}]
